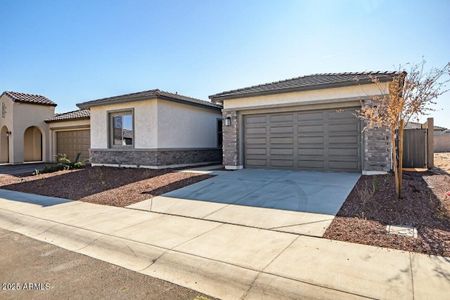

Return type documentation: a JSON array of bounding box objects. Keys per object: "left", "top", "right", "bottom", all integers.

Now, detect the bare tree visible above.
[{"left": 359, "top": 60, "right": 450, "bottom": 198}]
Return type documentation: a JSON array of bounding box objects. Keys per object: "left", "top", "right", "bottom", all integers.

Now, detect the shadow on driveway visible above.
[{"left": 163, "top": 169, "right": 361, "bottom": 215}]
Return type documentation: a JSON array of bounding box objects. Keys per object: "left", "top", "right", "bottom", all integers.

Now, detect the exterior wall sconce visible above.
[
  {"left": 224, "top": 116, "right": 231, "bottom": 126},
  {"left": 6, "top": 131, "right": 11, "bottom": 136}
]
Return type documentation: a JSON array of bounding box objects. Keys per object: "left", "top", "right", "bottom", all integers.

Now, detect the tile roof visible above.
[
  {"left": 46, "top": 109, "right": 90, "bottom": 122},
  {"left": 2, "top": 91, "right": 57, "bottom": 106},
  {"left": 77, "top": 89, "right": 221, "bottom": 110},
  {"left": 209, "top": 71, "right": 400, "bottom": 100}
]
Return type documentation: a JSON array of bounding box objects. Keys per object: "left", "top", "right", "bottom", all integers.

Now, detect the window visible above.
[
  {"left": 217, "top": 119, "right": 223, "bottom": 148},
  {"left": 109, "top": 111, "right": 133, "bottom": 147}
]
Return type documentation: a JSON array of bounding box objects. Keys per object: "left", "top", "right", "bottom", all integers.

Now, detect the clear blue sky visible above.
[{"left": 1, "top": 0, "right": 449, "bottom": 127}]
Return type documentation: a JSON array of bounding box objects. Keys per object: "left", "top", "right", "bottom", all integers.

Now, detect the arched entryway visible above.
[
  {"left": 24, "top": 126, "right": 42, "bottom": 162},
  {"left": 0, "top": 126, "right": 9, "bottom": 163}
]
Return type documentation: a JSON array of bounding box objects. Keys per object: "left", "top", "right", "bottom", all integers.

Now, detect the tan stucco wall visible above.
[
  {"left": 0, "top": 126, "right": 9, "bottom": 163},
  {"left": 157, "top": 100, "right": 221, "bottom": 148},
  {"left": 0, "top": 95, "right": 54, "bottom": 163},
  {"left": 90, "top": 99, "right": 158, "bottom": 149},
  {"left": 222, "top": 82, "right": 389, "bottom": 110},
  {"left": 12, "top": 102, "right": 54, "bottom": 163},
  {"left": 48, "top": 118, "right": 91, "bottom": 162},
  {"left": 24, "top": 126, "right": 42, "bottom": 161},
  {"left": 0, "top": 95, "right": 14, "bottom": 163},
  {"left": 90, "top": 98, "right": 221, "bottom": 150}
]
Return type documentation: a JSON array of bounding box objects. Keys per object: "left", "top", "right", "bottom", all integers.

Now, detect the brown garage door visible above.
[
  {"left": 244, "top": 108, "right": 361, "bottom": 171},
  {"left": 56, "top": 130, "right": 90, "bottom": 162}
]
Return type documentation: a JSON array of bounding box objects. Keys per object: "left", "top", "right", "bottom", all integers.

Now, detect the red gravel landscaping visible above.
[
  {"left": 0, "top": 166, "right": 212, "bottom": 207},
  {"left": 324, "top": 171, "right": 450, "bottom": 256}
]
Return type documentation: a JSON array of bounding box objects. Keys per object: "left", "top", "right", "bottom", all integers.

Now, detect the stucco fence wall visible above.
[{"left": 434, "top": 132, "right": 450, "bottom": 152}]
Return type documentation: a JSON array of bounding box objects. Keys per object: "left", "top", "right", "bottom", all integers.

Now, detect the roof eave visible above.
[
  {"left": 45, "top": 116, "right": 90, "bottom": 123},
  {"left": 77, "top": 94, "right": 158, "bottom": 109},
  {"left": 78, "top": 94, "right": 222, "bottom": 111},
  {"left": 209, "top": 77, "right": 394, "bottom": 101},
  {"left": 156, "top": 94, "right": 222, "bottom": 110},
  {"left": 15, "top": 99, "right": 57, "bottom": 107}
]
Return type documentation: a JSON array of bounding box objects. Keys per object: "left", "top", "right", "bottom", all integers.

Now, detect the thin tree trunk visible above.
[
  {"left": 398, "top": 120, "right": 405, "bottom": 198},
  {"left": 391, "top": 127, "right": 400, "bottom": 199}
]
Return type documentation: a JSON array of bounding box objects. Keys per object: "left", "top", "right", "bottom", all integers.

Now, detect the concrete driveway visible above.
[{"left": 129, "top": 169, "right": 360, "bottom": 237}]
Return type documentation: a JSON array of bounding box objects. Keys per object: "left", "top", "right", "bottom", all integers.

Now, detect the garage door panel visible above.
[
  {"left": 299, "top": 148, "right": 325, "bottom": 155},
  {"left": 328, "top": 148, "right": 358, "bottom": 156},
  {"left": 56, "top": 130, "right": 90, "bottom": 162},
  {"left": 299, "top": 155, "right": 326, "bottom": 161},
  {"left": 246, "top": 148, "right": 267, "bottom": 155},
  {"left": 270, "top": 159, "right": 294, "bottom": 167},
  {"left": 244, "top": 107, "right": 360, "bottom": 171},
  {"left": 245, "top": 116, "right": 267, "bottom": 124},
  {"left": 328, "top": 110, "right": 354, "bottom": 119},
  {"left": 329, "top": 161, "right": 359, "bottom": 170},
  {"left": 329, "top": 123, "right": 358, "bottom": 132},
  {"left": 246, "top": 127, "right": 267, "bottom": 135},
  {"left": 246, "top": 159, "right": 268, "bottom": 167},
  {"left": 299, "top": 137, "right": 324, "bottom": 144},
  {"left": 246, "top": 155, "right": 268, "bottom": 161},
  {"left": 270, "top": 126, "right": 293, "bottom": 134},
  {"left": 297, "top": 160, "right": 325, "bottom": 169},
  {"left": 246, "top": 137, "right": 267, "bottom": 144},
  {"left": 298, "top": 125, "right": 324, "bottom": 133},
  {"left": 297, "top": 112, "right": 324, "bottom": 121},
  {"left": 270, "top": 148, "right": 294, "bottom": 155},
  {"left": 270, "top": 114, "right": 294, "bottom": 123},
  {"left": 298, "top": 144, "right": 325, "bottom": 149},
  {"left": 329, "top": 136, "right": 358, "bottom": 144},
  {"left": 270, "top": 137, "right": 293, "bottom": 144}
]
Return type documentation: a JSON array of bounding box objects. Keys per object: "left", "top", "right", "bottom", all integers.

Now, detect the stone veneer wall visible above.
[
  {"left": 222, "top": 111, "right": 240, "bottom": 168},
  {"left": 363, "top": 126, "right": 391, "bottom": 172},
  {"left": 90, "top": 148, "right": 221, "bottom": 167}
]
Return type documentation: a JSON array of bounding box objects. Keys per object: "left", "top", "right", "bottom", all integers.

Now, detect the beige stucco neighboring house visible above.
[
  {"left": 77, "top": 89, "right": 222, "bottom": 168},
  {"left": 210, "top": 72, "right": 398, "bottom": 174},
  {"left": 0, "top": 91, "right": 94, "bottom": 164},
  {"left": 0, "top": 91, "right": 56, "bottom": 164}
]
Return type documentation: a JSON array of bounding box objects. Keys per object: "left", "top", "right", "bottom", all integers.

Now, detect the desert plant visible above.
[
  {"left": 33, "top": 153, "right": 85, "bottom": 175},
  {"left": 358, "top": 60, "right": 450, "bottom": 198},
  {"left": 357, "top": 178, "right": 377, "bottom": 219}
]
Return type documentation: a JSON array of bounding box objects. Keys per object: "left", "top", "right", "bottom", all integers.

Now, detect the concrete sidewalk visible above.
[{"left": 0, "top": 189, "right": 448, "bottom": 300}]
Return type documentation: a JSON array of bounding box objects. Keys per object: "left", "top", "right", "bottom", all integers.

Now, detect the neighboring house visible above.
[
  {"left": 46, "top": 109, "right": 91, "bottom": 162},
  {"left": 210, "top": 72, "right": 398, "bottom": 174},
  {"left": 76, "top": 89, "right": 222, "bottom": 168},
  {"left": 0, "top": 91, "right": 56, "bottom": 164},
  {"left": 406, "top": 121, "right": 446, "bottom": 132},
  {"left": 0, "top": 91, "right": 92, "bottom": 164},
  {"left": 1, "top": 89, "right": 221, "bottom": 168}
]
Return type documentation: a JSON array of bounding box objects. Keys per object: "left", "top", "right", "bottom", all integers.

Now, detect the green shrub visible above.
[{"left": 34, "top": 153, "right": 86, "bottom": 175}]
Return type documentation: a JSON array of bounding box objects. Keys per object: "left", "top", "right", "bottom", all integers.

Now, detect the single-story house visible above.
[
  {"left": 1, "top": 90, "right": 222, "bottom": 168},
  {"left": 1, "top": 71, "right": 403, "bottom": 174},
  {"left": 76, "top": 89, "right": 222, "bottom": 168},
  {"left": 209, "top": 72, "right": 398, "bottom": 175}
]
